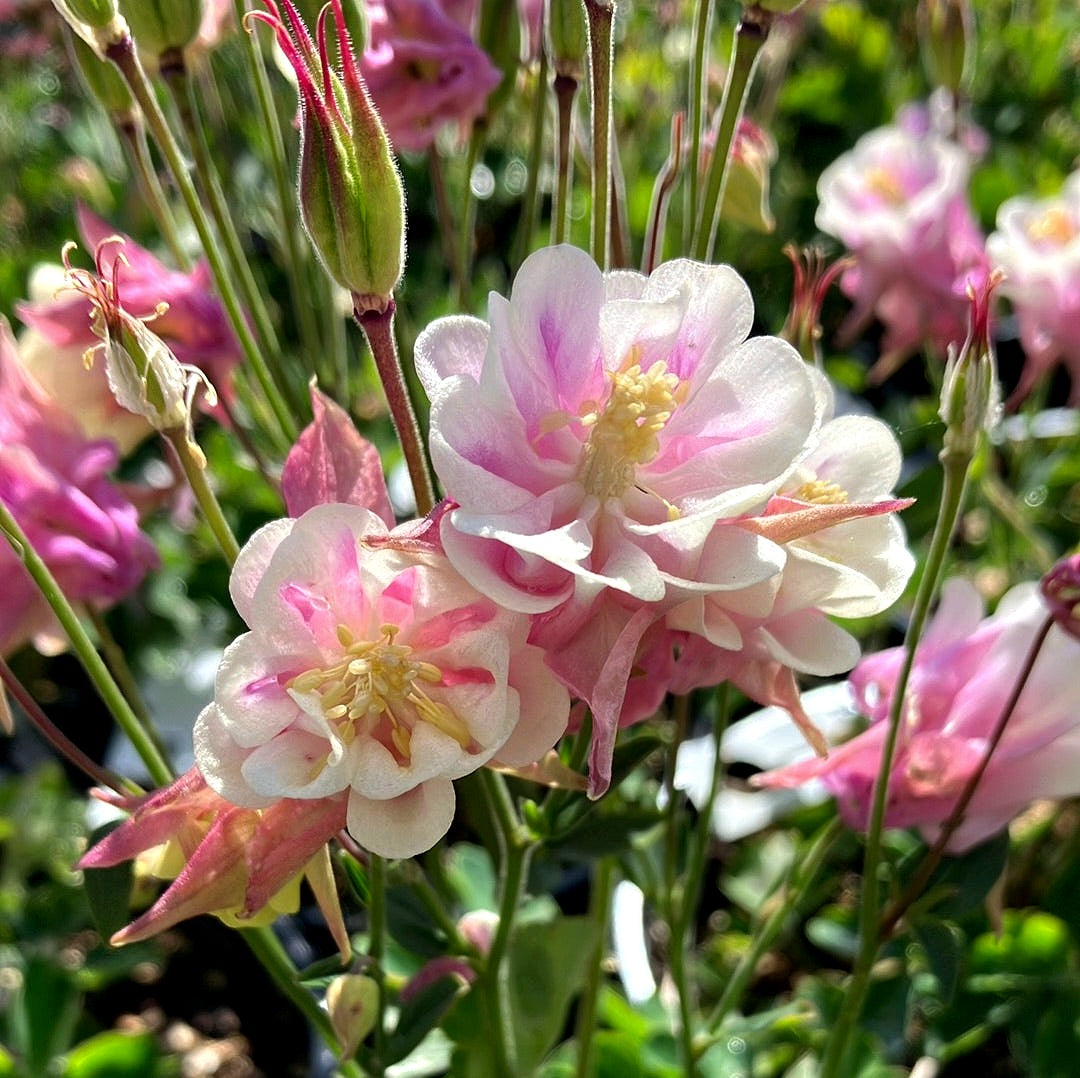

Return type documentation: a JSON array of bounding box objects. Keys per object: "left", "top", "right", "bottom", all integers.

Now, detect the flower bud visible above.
[
  {"left": 252, "top": 0, "right": 404, "bottom": 313},
  {"left": 918, "top": 0, "right": 974, "bottom": 96},
  {"left": 67, "top": 26, "right": 136, "bottom": 120},
  {"left": 939, "top": 270, "right": 1002, "bottom": 460},
  {"left": 457, "top": 909, "right": 498, "bottom": 955},
  {"left": 1041, "top": 554, "right": 1080, "bottom": 641},
  {"left": 325, "top": 975, "right": 379, "bottom": 1061},
  {"left": 52, "top": 0, "right": 129, "bottom": 53},
  {"left": 549, "top": 0, "right": 587, "bottom": 75},
  {"left": 118, "top": 0, "right": 205, "bottom": 57},
  {"left": 720, "top": 118, "right": 777, "bottom": 233}
]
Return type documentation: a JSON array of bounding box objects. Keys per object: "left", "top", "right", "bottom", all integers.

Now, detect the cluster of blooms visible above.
[
  {"left": 817, "top": 94, "right": 1080, "bottom": 404},
  {"left": 760, "top": 576, "right": 1080, "bottom": 853}
]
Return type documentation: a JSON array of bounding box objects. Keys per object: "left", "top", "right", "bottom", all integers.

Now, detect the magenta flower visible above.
[
  {"left": 361, "top": 0, "right": 502, "bottom": 153},
  {"left": 986, "top": 170, "right": 1080, "bottom": 405},
  {"left": 15, "top": 205, "right": 239, "bottom": 450},
  {"left": 0, "top": 317, "right": 157, "bottom": 655},
  {"left": 816, "top": 114, "right": 989, "bottom": 375},
  {"left": 758, "top": 578, "right": 1080, "bottom": 852},
  {"left": 193, "top": 502, "right": 569, "bottom": 858}
]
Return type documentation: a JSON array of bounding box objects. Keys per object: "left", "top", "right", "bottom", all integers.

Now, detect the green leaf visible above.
[
  {"left": 14, "top": 956, "right": 82, "bottom": 1073},
  {"left": 387, "top": 976, "right": 466, "bottom": 1065},
  {"left": 918, "top": 832, "right": 1010, "bottom": 921},
  {"left": 81, "top": 822, "right": 134, "bottom": 944},
  {"left": 62, "top": 1031, "right": 158, "bottom": 1077},
  {"left": 443, "top": 844, "right": 496, "bottom": 912},
  {"left": 338, "top": 851, "right": 370, "bottom": 906},
  {"left": 913, "top": 919, "right": 965, "bottom": 1006}
]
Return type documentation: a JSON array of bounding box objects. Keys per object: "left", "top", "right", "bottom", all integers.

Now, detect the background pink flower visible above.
[{"left": 758, "top": 578, "right": 1080, "bottom": 852}]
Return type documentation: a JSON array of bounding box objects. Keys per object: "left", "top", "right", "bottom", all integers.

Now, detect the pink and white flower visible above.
[
  {"left": 758, "top": 577, "right": 1080, "bottom": 853},
  {"left": 194, "top": 503, "right": 569, "bottom": 858},
  {"left": 986, "top": 170, "right": 1080, "bottom": 404},
  {"left": 816, "top": 114, "right": 988, "bottom": 374}
]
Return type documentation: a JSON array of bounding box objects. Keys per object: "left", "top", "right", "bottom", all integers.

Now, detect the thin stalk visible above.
[
  {"left": 114, "top": 115, "right": 191, "bottom": 270},
  {"left": 574, "top": 858, "right": 615, "bottom": 1078},
  {"left": 0, "top": 658, "right": 136, "bottom": 796},
  {"left": 643, "top": 112, "right": 684, "bottom": 274},
  {"left": 702, "top": 817, "right": 844, "bottom": 1040},
  {"left": 512, "top": 46, "right": 550, "bottom": 271},
  {"left": 164, "top": 429, "right": 241, "bottom": 566},
  {"left": 368, "top": 853, "right": 388, "bottom": 1076},
  {"left": 160, "top": 54, "right": 302, "bottom": 417},
  {"left": 692, "top": 6, "right": 771, "bottom": 262},
  {"left": 819, "top": 449, "right": 973, "bottom": 1078},
  {"left": 456, "top": 128, "right": 484, "bottom": 311},
  {"left": 429, "top": 151, "right": 467, "bottom": 300},
  {"left": 584, "top": 0, "right": 615, "bottom": 269},
  {"left": 241, "top": 925, "right": 366, "bottom": 1078},
  {"left": 0, "top": 500, "right": 174, "bottom": 788},
  {"left": 551, "top": 71, "right": 579, "bottom": 246},
  {"left": 878, "top": 614, "right": 1055, "bottom": 939},
  {"left": 233, "top": 0, "right": 326, "bottom": 372},
  {"left": 480, "top": 767, "right": 534, "bottom": 1078},
  {"left": 105, "top": 34, "right": 297, "bottom": 447},
  {"left": 354, "top": 300, "right": 436, "bottom": 517},
  {"left": 684, "top": 0, "right": 713, "bottom": 253}
]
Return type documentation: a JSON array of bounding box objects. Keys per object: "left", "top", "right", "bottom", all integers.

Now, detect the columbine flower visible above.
[
  {"left": 816, "top": 112, "right": 988, "bottom": 376},
  {"left": 757, "top": 577, "right": 1080, "bottom": 853},
  {"left": 1041, "top": 553, "right": 1080, "bottom": 641},
  {"left": 193, "top": 503, "right": 569, "bottom": 858},
  {"left": 79, "top": 767, "right": 351, "bottom": 955},
  {"left": 0, "top": 316, "right": 157, "bottom": 655},
  {"left": 16, "top": 206, "right": 238, "bottom": 453},
  {"left": 360, "top": 0, "right": 502, "bottom": 153},
  {"left": 985, "top": 170, "right": 1080, "bottom": 405}
]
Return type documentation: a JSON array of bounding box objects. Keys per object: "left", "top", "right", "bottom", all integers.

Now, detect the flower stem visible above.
[
  {"left": 878, "top": 613, "right": 1055, "bottom": 939},
  {"left": 368, "top": 853, "right": 388, "bottom": 1076},
  {"left": 643, "top": 113, "right": 684, "bottom": 274},
  {"left": 105, "top": 33, "right": 297, "bottom": 448},
  {"left": 585, "top": 0, "right": 615, "bottom": 270},
  {"left": 820, "top": 448, "right": 973, "bottom": 1078},
  {"left": 354, "top": 300, "right": 436, "bottom": 517},
  {"left": 692, "top": 5, "right": 771, "bottom": 262},
  {"left": 574, "top": 857, "right": 615, "bottom": 1078},
  {"left": 456, "top": 129, "right": 484, "bottom": 311},
  {"left": 512, "top": 46, "right": 550, "bottom": 272},
  {"left": 164, "top": 428, "right": 241, "bottom": 567},
  {"left": 0, "top": 658, "right": 137, "bottom": 796},
  {"left": 0, "top": 500, "right": 174, "bottom": 788},
  {"left": 429, "top": 150, "right": 467, "bottom": 301},
  {"left": 683, "top": 0, "right": 713, "bottom": 254},
  {"left": 551, "top": 70, "right": 579, "bottom": 246}
]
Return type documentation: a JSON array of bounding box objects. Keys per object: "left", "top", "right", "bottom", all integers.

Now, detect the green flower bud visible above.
[
  {"left": 67, "top": 26, "right": 136, "bottom": 118},
  {"left": 918, "top": 0, "right": 974, "bottom": 96},
  {"left": 325, "top": 975, "right": 379, "bottom": 1062},
  {"left": 118, "top": 0, "right": 205, "bottom": 57},
  {"left": 549, "top": 0, "right": 587, "bottom": 74},
  {"left": 55, "top": 0, "right": 119, "bottom": 30}
]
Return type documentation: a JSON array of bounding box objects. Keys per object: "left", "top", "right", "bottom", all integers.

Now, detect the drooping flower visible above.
[
  {"left": 758, "top": 577, "right": 1080, "bottom": 853},
  {"left": 816, "top": 112, "right": 988, "bottom": 377},
  {"left": 0, "top": 316, "right": 157, "bottom": 655},
  {"left": 986, "top": 170, "right": 1080, "bottom": 405},
  {"left": 79, "top": 767, "right": 351, "bottom": 956},
  {"left": 360, "top": 0, "right": 502, "bottom": 153},
  {"left": 193, "top": 502, "right": 569, "bottom": 858},
  {"left": 1041, "top": 553, "right": 1080, "bottom": 641},
  {"left": 16, "top": 206, "right": 239, "bottom": 452}
]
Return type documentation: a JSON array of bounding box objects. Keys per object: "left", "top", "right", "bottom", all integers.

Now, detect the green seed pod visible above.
[{"left": 118, "top": 0, "right": 204, "bottom": 57}]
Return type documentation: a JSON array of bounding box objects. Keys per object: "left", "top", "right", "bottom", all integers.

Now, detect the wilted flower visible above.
[
  {"left": 986, "top": 170, "right": 1080, "bottom": 405},
  {"left": 0, "top": 317, "right": 157, "bottom": 655},
  {"left": 816, "top": 113, "right": 988, "bottom": 376},
  {"left": 360, "top": 0, "right": 502, "bottom": 153},
  {"left": 758, "top": 578, "right": 1080, "bottom": 853},
  {"left": 193, "top": 502, "right": 569, "bottom": 858},
  {"left": 1041, "top": 553, "right": 1080, "bottom": 641},
  {"left": 16, "top": 206, "right": 238, "bottom": 453}
]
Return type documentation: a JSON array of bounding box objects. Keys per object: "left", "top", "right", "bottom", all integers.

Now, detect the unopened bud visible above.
[
  {"left": 52, "top": 0, "right": 129, "bottom": 53},
  {"left": 457, "top": 909, "right": 498, "bottom": 955},
  {"left": 326, "top": 974, "right": 379, "bottom": 1061},
  {"left": 67, "top": 26, "right": 136, "bottom": 119},
  {"left": 549, "top": 0, "right": 587, "bottom": 75},
  {"left": 918, "top": 0, "right": 974, "bottom": 96},
  {"left": 720, "top": 118, "right": 777, "bottom": 233},
  {"left": 1041, "top": 554, "right": 1080, "bottom": 641},
  {"left": 119, "top": 0, "right": 204, "bottom": 57},
  {"left": 253, "top": 0, "right": 404, "bottom": 313},
  {"left": 939, "top": 270, "right": 1002, "bottom": 460}
]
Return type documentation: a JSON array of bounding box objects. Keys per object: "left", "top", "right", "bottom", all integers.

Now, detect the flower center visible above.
[
  {"left": 1026, "top": 207, "right": 1077, "bottom": 246},
  {"left": 579, "top": 356, "right": 684, "bottom": 500},
  {"left": 793, "top": 478, "right": 849, "bottom": 505},
  {"left": 865, "top": 167, "right": 905, "bottom": 206},
  {"left": 288, "top": 623, "right": 471, "bottom": 762}
]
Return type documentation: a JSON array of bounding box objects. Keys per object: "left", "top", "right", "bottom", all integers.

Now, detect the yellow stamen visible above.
[
  {"left": 1027, "top": 207, "right": 1077, "bottom": 246},
  {"left": 794, "top": 478, "right": 849, "bottom": 505}
]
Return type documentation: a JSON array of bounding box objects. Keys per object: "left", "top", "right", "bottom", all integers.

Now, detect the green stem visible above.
[
  {"left": 105, "top": 33, "right": 297, "bottom": 448},
  {"left": 702, "top": 817, "right": 844, "bottom": 1040},
  {"left": 692, "top": 6, "right": 771, "bottom": 262},
  {"left": 368, "top": 853, "right": 388, "bottom": 1076},
  {"left": 684, "top": 0, "right": 713, "bottom": 254},
  {"left": 429, "top": 150, "right": 467, "bottom": 301},
  {"left": 0, "top": 500, "right": 174, "bottom": 788},
  {"left": 512, "top": 46, "right": 550, "bottom": 272},
  {"left": 643, "top": 112, "right": 684, "bottom": 274},
  {"left": 457, "top": 129, "right": 484, "bottom": 311},
  {"left": 574, "top": 858, "right": 615, "bottom": 1078},
  {"left": 114, "top": 115, "right": 191, "bottom": 270},
  {"left": 819, "top": 448, "right": 973, "bottom": 1078},
  {"left": 241, "top": 925, "right": 366, "bottom": 1078},
  {"left": 354, "top": 300, "right": 437, "bottom": 517},
  {"left": 165, "top": 429, "right": 241, "bottom": 566},
  {"left": 878, "top": 614, "right": 1054, "bottom": 939},
  {"left": 551, "top": 71, "right": 579, "bottom": 246},
  {"left": 584, "top": 0, "right": 614, "bottom": 269}
]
